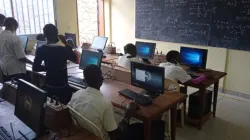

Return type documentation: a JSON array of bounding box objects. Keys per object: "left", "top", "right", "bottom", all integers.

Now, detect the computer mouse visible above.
[{"left": 102, "top": 55, "right": 107, "bottom": 58}]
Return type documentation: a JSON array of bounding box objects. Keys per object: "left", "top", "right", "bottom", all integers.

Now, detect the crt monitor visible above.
[
  {"left": 79, "top": 49, "right": 103, "bottom": 70},
  {"left": 131, "top": 62, "right": 165, "bottom": 95},
  {"left": 135, "top": 41, "right": 156, "bottom": 59},
  {"left": 15, "top": 79, "right": 47, "bottom": 137},
  {"left": 180, "top": 47, "right": 208, "bottom": 69},
  {"left": 91, "top": 36, "right": 108, "bottom": 50}
]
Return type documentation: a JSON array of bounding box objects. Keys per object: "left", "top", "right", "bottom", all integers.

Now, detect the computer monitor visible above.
[
  {"left": 15, "top": 79, "right": 47, "bottom": 137},
  {"left": 36, "top": 41, "right": 46, "bottom": 48},
  {"left": 131, "top": 62, "right": 165, "bottom": 97},
  {"left": 79, "top": 49, "right": 103, "bottom": 70},
  {"left": 135, "top": 41, "right": 156, "bottom": 59},
  {"left": 91, "top": 36, "right": 108, "bottom": 50},
  {"left": 65, "top": 33, "right": 77, "bottom": 48},
  {"left": 180, "top": 47, "right": 208, "bottom": 69},
  {"left": 17, "top": 35, "right": 29, "bottom": 53}
]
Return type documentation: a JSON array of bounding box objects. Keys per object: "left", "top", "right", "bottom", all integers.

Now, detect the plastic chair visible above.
[
  {"left": 164, "top": 78, "right": 185, "bottom": 138},
  {"left": 67, "top": 105, "right": 105, "bottom": 140}
]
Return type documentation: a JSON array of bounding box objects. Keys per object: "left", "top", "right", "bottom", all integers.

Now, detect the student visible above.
[
  {"left": 118, "top": 43, "right": 138, "bottom": 69},
  {"left": 159, "top": 50, "right": 205, "bottom": 84},
  {"left": 0, "top": 17, "right": 32, "bottom": 82},
  {"left": 68, "top": 64, "right": 165, "bottom": 140},
  {"left": 33, "top": 24, "right": 77, "bottom": 104},
  {"left": 0, "top": 14, "right": 6, "bottom": 32}
]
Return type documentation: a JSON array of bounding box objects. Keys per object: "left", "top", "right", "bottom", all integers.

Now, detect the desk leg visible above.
[
  {"left": 213, "top": 81, "right": 219, "bottom": 117},
  {"left": 144, "top": 120, "right": 151, "bottom": 140},
  {"left": 171, "top": 105, "right": 177, "bottom": 140},
  {"left": 198, "top": 87, "right": 206, "bottom": 130}
]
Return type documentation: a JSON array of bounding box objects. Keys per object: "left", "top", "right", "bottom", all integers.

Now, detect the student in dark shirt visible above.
[{"left": 33, "top": 24, "right": 77, "bottom": 104}]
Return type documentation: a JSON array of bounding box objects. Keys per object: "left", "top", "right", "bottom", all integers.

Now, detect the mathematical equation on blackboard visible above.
[{"left": 136, "top": 0, "right": 250, "bottom": 51}]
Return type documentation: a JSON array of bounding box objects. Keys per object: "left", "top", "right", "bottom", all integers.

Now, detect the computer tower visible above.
[{"left": 188, "top": 90, "right": 212, "bottom": 119}]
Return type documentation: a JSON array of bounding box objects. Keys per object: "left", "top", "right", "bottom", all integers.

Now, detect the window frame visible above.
[{"left": 1, "top": 0, "right": 56, "bottom": 39}]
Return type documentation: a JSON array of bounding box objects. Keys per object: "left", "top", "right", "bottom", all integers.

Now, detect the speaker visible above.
[{"left": 188, "top": 90, "right": 212, "bottom": 119}]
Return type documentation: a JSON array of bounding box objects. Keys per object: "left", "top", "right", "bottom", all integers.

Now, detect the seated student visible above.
[
  {"left": 159, "top": 50, "right": 205, "bottom": 84},
  {"left": 118, "top": 43, "right": 138, "bottom": 69},
  {"left": 0, "top": 14, "right": 6, "bottom": 32},
  {"left": 0, "top": 17, "right": 33, "bottom": 82},
  {"left": 33, "top": 24, "right": 77, "bottom": 104},
  {"left": 68, "top": 64, "right": 165, "bottom": 140}
]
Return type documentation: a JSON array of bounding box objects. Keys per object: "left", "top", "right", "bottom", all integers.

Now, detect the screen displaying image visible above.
[
  {"left": 180, "top": 47, "right": 207, "bottom": 68},
  {"left": 136, "top": 42, "right": 156, "bottom": 59},
  {"left": 79, "top": 50, "right": 102, "bottom": 69}
]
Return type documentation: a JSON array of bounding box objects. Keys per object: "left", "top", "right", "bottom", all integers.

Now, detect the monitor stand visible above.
[
  {"left": 140, "top": 89, "right": 159, "bottom": 99},
  {"left": 142, "top": 58, "right": 151, "bottom": 64}
]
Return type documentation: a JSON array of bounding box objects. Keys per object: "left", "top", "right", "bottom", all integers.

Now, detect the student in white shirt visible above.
[
  {"left": 68, "top": 65, "right": 165, "bottom": 140},
  {"left": 118, "top": 43, "right": 138, "bottom": 69},
  {"left": 159, "top": 50, "right": 205, "bottom": 84},
  {"left": 0, "top": 17, "right": 32, "bottom": 82},
  {"left": 0, "top": 14, "right": 6, "bottom": 32}
]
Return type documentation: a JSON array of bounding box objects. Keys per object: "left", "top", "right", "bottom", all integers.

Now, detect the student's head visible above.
[
  {"left": 166, "top": 50, "right": 181, "bottom": 64},
  {"left": 124, "top": 43, "right": 137, "bottom": 58},
  {"left": 84, "top": 65, "right": 104, "bottom": 90},
  {"left": 43, "top": 24, "right": 58, "bottom": 42},
  {"left": 36, "top": 34, "right": 46, "bottom": 41},
  {"left": 3, "top": 17, "right": 18, "bottom": 33},
  {"left": 0, "top": 14, "right": 6, "bottom": 26}
]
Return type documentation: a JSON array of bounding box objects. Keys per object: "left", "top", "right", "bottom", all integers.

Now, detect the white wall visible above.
[{"left": 110, "top": 0, "right": 227, "bottom": 88}]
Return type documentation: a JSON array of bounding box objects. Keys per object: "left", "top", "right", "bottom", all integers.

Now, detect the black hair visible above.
[
  {"left": 0, "top": 14, "right": 6, "bottom": 26},
  {"left": 84, "top": 65, "right": 103, "bottom": 89},
  {"left": 3, "top": 17, "right": 18, "bottom": 29},
  {"left": 36, "top": 34, "right": 46, "bottom": 41},
  {"left": 124, "top": 43, "right": 137, "bottom": 58},
  {"left": 43, "top": 24, "right": 58, "bottom": 42},
  {"left": 166, "top": 50, "right": 180, "bottom": 64}
]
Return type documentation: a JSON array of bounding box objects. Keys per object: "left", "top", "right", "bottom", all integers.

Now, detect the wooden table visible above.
[
  {"left": 100, "top": 81, "right": 186, "bottom": 140},
  {"left": 180, "top": 70, "right": 227, "bottom": 129},
  {"left": 25, "top": 54, "right": 186, "bottom": 140}
]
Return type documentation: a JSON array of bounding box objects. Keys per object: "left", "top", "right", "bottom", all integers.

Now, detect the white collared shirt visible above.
[
  {"left": 0, "top": 30, "right": 26, "bottom": 75},
  {"left": 68, "top": 87, "right": 117, "bottom": 140},
  {"left": 159, "top": 62, "right": 191, "bottom": 83},
  {"left": 118, "top": 53, "right": 139, "bottom": 69}
]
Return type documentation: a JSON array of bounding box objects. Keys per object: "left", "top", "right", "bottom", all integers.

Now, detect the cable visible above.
[
  {"left": 102, "top": 61, "right": 117, "bottom": 81},
  {"left": 10, "top": 123, "right": 15, "bottom": 140}
]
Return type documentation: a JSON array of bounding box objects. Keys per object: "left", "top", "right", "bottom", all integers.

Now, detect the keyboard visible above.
[
  {"left": 0, "top": 127, "right": 14, "bottom": 140},
  {"left": 68, "top": 76, "right": 87, "bottom": 88},
  {"left": 119, "top": 89, "right": 152, "bottom": 106},
  {"left": 186, "top": 70, "right": 200, "bottom": 78}
]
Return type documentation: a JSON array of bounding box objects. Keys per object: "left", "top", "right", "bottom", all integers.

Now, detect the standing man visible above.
[
  {"left": 0, "top": 14, "right": 6, "bottom": 32},
  {"left": 0, "top": 17, "right": 32, "bottom": 82}
]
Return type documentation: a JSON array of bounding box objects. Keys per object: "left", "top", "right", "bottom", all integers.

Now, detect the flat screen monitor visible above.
[
  {"left": 79, "top": 49, "right": 103, "bottom": 70},
  {"left": 131, "top": 62, "right": 165, "bottom": 94},
  {"left": 65, "top": 33, "right": 77, "bottom": 48},
  {"left": 17, "top": 35, "right": 29, "bottom": 53},
  {"left": 180, "top": 47, "right": 208, "bottom": 69},
  {"left": 91, "top": 36, "right": 108, "bottom": 50},
  {"left": 135, "top": 41, "right": 156, "bottom": 59},
  {"left": 15, "top": 79, "right": 47, "bottom": 137}
]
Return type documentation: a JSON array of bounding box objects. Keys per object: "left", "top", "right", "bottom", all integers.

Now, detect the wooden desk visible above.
[
  {"left": 100, "top": 80, "right": 186, "bottom": 140},
  {"left": 180, "top": 70, "right": 227, "bottom": 129}
]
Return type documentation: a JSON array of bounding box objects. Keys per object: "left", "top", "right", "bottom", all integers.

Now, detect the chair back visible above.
[
  {"left": 67, "top": 105, "right": 104, "bottom": 140},
  {"left": 165, "top": 78, "right": 180, "bottom": 92}
]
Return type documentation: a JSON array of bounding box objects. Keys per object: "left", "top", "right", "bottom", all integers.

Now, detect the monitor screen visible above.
[
  {"left": 136, "top": 41, "right": 156, "bottom": 59},
  {"left": 91, "top": 36, "right": 108, "bottom": 50},
  {"left": 17, "top": 35, "right": 29, "bottom": 53},
  {"left": 79, "top": 49, "right": 103, "bottom": 70},
  {"left": 65, "top": 33, "right": 77, "bottom": 48},
  {"left": 131, "top": 62, "right": 165, "bottom": 94},
  {"left": 180, "top": 47, "right": 208, "bottom": 69},
  {"left": 15, "top": 79, "right": 47, "bottom": 136}
]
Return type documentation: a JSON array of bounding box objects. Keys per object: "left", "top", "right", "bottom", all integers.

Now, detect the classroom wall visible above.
[{"left": 109, "top": 0, "right": 250, "bottom": 95}]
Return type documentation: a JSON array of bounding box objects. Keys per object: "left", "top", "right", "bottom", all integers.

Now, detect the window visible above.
[
  {"left": 77, "top": 0, "right": 104, "bottom": 44},
  {"left": 0, "top": 0, "right": 55, "bottom": 35}
]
